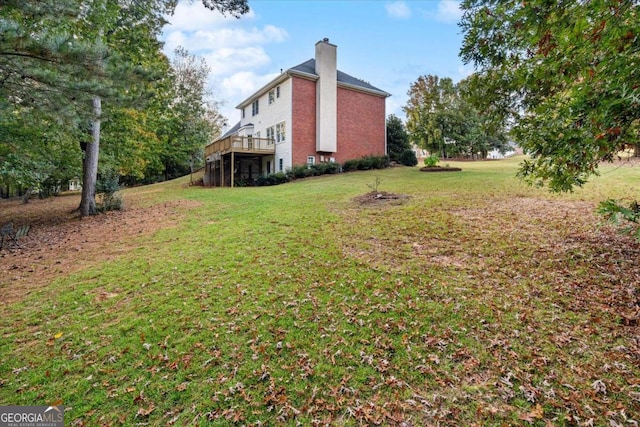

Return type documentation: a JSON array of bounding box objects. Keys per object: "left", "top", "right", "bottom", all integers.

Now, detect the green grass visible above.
[{"left": 2, "top": 156, "right": 639, "bottom": 426}]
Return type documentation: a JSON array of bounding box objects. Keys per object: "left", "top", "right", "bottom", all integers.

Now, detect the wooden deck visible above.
[
  {"left": 205, "top": 136, "right": 274, "bottom": 159},
  {"left": 204, "top": 136, "right": 275, "bottom": 187}
]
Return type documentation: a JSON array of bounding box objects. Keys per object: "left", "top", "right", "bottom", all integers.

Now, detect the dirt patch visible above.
[
  {"left": 352, "top": 191, "right": 410, "bottom": 207},
  {"left": 0, "top": 194, "right": 201, "bottom": 306}
]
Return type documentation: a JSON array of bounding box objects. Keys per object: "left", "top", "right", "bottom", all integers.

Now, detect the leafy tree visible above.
[
  {"left": 404, "top": 75, "right": 457, "bottom": 158},
  {"left": 404, "top": 74, "right": 507, "bottom": 159},
  {"left": 386, "top": 114, "right": 411, "bottom": 163},
  {"left": 459, "top": 0, "right": 640, "bottom": 192},
  {"left": 0, "top": 0, "right": 247, "bottom": 214},
  {"left": 159, "top": 47, "right": 226, "bottom": 182}
]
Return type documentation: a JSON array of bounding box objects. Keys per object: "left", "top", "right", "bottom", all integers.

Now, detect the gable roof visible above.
[
  {"left": 236, "top": 58, "right": 390, "bottom": 109},
  {"left": 216, "top": 120, "right": 241, "bottom": 141},
  {"left": 289, "top": 59, "right": 390, "bottom": 97}
]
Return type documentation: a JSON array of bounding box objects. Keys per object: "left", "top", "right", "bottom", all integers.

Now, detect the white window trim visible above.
[{"left": 275, "top": 121, "right": 286, "bottom": 143}]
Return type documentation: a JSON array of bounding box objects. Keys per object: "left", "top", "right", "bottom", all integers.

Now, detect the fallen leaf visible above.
[
  {"left": 519, "top": 404, "right": 544, "bottom": 422},
  {"left": 137, "top": 404, "right": 155, "bottom": 417}
]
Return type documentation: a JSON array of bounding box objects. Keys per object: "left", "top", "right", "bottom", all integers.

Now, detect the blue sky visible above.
[{"left": 161, "top": 0, "right": 471, "bottom": 128}]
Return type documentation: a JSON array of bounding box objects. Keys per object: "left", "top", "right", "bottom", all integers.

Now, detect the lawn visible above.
[{"left": 1, "top": 157, "right": 639, "bottom": 426}]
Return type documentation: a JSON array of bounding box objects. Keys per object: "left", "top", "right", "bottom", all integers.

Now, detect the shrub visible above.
[
  {"left": 286, "top": 165, "right": 314, "bottom": 180},
  {"left": 368, "top": 155, "right": 390, "bottom": 169},
  {"left": 398, "top": 149, "right": 418, "bottom": 166},
  {"left": 342, "top": 155, "right": 389, "bottom": 172},
  {"left": 256, "top": 172, "right": 289, "bottom": 186},
  {"left": 234, "top": 177, "right": 248, "bottom": 187},
  {"left": 342, "top": 159, "right": 359, "bottom": 172},
  {"left": 311, "top": 162, "right": 340, "bottom": 175},
  {"left": 423, "top": 154, "right": 440, "bottom": 167},
  {"left": 96, "top": 169, "right": 123, "bottom": 212}
]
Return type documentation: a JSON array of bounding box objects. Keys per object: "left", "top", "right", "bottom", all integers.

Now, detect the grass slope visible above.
[{"left": 1, "top": 157, "right": 639, "bottom": 426}]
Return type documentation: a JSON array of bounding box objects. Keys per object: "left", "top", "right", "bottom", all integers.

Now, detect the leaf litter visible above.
[{"left": 1, "top": 189, "right": 640, "bottom": 425}]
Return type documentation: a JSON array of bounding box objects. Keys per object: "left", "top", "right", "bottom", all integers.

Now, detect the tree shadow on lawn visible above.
[{"left": 0, "top": 194, "right": 201, "bottom": 307}]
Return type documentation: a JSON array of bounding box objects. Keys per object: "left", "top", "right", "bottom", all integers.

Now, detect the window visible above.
[
  {"left": 307, "top": 156, "right": 316, "bottom": 167},
  {"left": 279, "top": 158, "right": 283, "bottom": 172},
  {"left": 252, "top": 100, "right": 259, "bottom": 116},
  {"left": 268, "top": 90, "right": 275, "bottom": 105},
  {"left": 275, "top": 122, "right": 286, "bottom": 143},
  {"left": 255, "top": 131, "right": 260, "bottom": 138},
  {"left": 276, "top": 86, "right": 280, "bottom": 98},
  {"left": 266, "top": 126, "right": 274, "bottom": 143},
  {"left": 242, "top": 108, "right": 245, "bottom": 119}
]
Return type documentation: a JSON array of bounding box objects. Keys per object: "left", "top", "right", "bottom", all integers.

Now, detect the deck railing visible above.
[{"left": 205, "top": 136, "right": 275, "bottom": 159}]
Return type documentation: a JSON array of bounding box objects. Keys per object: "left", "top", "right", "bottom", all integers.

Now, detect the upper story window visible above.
[
  {"left": 252, "top": 100, "right": 259, "bottom": 116},
  {"left": 276, "top": 121, "right": 286, "bottom": 143},
  {"left": 276, "top": 86, "right": 280, "bottom": 98},
  {"left": 268, "top": 90, "right": 275, "bottom": 105},
  {"left": 242, "top": 108, "right": 245, "bottom": 119}
]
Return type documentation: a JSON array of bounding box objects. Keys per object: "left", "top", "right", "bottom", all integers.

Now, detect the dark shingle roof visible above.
[
  {"left": 289, "top": 59, "right": 389, "bottom": 96},
  {"left": 216, "top": 120, "right": 241, "bottom": 141}
]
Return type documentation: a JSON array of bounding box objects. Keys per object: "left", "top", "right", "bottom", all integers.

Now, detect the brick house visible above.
[{"left": 203, "top": 38, "right": 390, "bottom": 187}]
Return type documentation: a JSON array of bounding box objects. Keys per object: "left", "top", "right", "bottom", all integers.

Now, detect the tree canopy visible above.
[
  {"left": 403, "top": 74, "right": 508, "bottom": 159},
  {"left": 459, "top": 0, "right": 640, "bottom": 192},
  {"left": 386, "top": 114, "right": 411, "bottom": 163},
  {"left": 0, "top": 0, "right": 247, "bottom": 213}
]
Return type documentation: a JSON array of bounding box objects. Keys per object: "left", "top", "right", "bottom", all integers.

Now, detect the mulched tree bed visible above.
[
  {"left": 352, "top": 191, "right": 410, "bottom": 206},
  {"left": 419, "top": 166, "right": 462, "bottom": 172}
]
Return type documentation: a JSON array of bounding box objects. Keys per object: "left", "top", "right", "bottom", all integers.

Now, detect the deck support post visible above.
[{"left": 231, "top": 152, "right": 235, "bottom": 188}]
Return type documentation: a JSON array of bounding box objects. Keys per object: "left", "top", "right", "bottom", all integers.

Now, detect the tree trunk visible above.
[
  {"left": 80, "top": 96, "right": 101, "bottom": 216},
  {"left": 634, "top": 143, "right": 640, "bottom": 158},
  {"left": 21, "top": 187, "right": 33, "bottom": 204}
]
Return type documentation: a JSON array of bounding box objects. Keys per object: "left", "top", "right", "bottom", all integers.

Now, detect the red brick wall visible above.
[
  {"left": 291, "top": 76, "right": 387, "bottom": 166},
  {"left": 291, "top": 76, "right": 317, "bottom": 165},
  {"left": 336, "top": 88, "right": 386, "bottom": 163}
]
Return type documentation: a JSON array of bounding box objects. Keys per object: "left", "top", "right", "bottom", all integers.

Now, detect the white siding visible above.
[{"left": 238, "top": 78, "right": 293, "bottom": 173}]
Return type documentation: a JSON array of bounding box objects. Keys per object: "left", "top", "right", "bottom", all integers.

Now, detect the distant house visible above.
[{"left": 203, "top": 38, "right": 391, "bottom": 187}]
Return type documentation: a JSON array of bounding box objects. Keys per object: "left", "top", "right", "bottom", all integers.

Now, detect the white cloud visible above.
[
  {"left": 166, "top": 1, "right": 256, "bottom": 32},
  {"left": 220, "top": 71, "right": 280, "bottom": 101},
  {"left": 214, "top": 71, "right": 280, "bottom": 122},
  {"left": 436, "top": 0, "right": 462, "bottom": 23},
  {"left": 163, "top": 31, "right": 187, "bottom": 53},
  {"left": 167, "top": 26, "right": 288, "bottom": 53},
  {"left": 385, "top": 1, "right": 412, "bottom": 19},
  {"left": 202, "top": 46, "right": 271, "bottom": 77},
  {"left": 161, "top": 1, "right": 289, "bottom": 123},
  {"left": 386, "top": 96, "right": 407, "bottom": 121}
]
